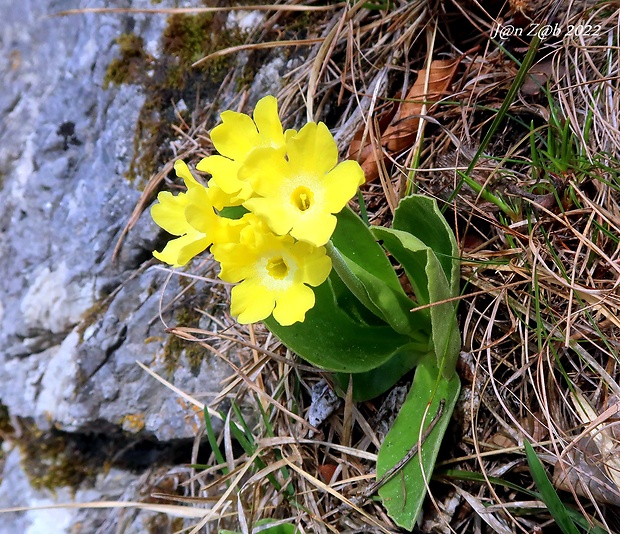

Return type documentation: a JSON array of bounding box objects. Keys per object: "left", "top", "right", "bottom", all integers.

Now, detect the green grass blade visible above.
[
  {"left": 439, "top": 469, "right": 538, "bottom": 497},
  {"left": 228, "top": 410, "right": 284, "bottom": 493},
  {"left": 524, "top": 440, "right": 580, "bottom": 534},
  {"left": 442, "top": 469, "right": 608, "bottom": 534},
  {"left": 204, "top": 406, "right": 228, "bottom": 475},
  {"left": 256, "top": 400, "right": 295, "bottom": 497},
  {"left": 231, "top": 401, "right": 255, "bottom": 447},
  {"left": 448, "top": 33, "right": 541, "bottom": 217},
  {"left": 470, "top": 32, "right": 541, "bottom": 170}
]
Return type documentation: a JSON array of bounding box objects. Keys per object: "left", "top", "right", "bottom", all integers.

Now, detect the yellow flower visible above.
[
  {"left": 241, "top": 122, "right": 365, "bottom": 247},
  {"left": 151, "top": 161, "right": 235, "bottom": 267},
  {"left": 205, "top": 181, "right": 243, "bottom": 211},
  {"left": 196, "top": 95, "right": 289, "bottom": 203},
  {"left": 212, "top": 217, "right": 332, "bottom": 326}
]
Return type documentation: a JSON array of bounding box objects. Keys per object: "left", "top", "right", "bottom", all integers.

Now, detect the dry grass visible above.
[{"left": 107, "top": 0, "right": 620, "bottom": 532}]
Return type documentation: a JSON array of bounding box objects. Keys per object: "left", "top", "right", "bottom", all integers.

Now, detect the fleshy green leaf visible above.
[
  {"left": 333, "top": 206, "right": 404, "bottom": 293},
  {"left": 329, "top": 265, "right": 387, "bottom": 327},
  {"left": 393, "top": 194, "right": 460, "bottom": 296},
  {"left": 377, "top": 353, "right": 461, "bottom": 530},
  {"left": 329, "top": 206, "right": 429, "bottom": 337},
  {"left": 371, "top": 226, "right": 431, "bottom": 305},
  {"left": 333, "top": 343, "right": 430, "bottom": 401},
  {"left": 218, "top": 205, "right": 249, "bottom": 219},
  {"left": 524, "top": 440, "right": 581, "bottom": 534},
  {"left": 373, "top": 226, "right": 460, "bottom": 379},
  {"left": 327, "top": 242, "right": 428, "bottom": 337},
  {"left": 220, "top": 519, "right": 299, "bottom": 534},
  {"left": 264, "top": 273, "right": 414, "bottom": 373},
  {"left": 424, "top": 247, "right": 460, "bottom": 379}
]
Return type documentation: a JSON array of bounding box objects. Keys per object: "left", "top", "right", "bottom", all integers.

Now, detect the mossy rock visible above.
[{"left": 103, "top": 11, "right": 249, "bottom": 187}]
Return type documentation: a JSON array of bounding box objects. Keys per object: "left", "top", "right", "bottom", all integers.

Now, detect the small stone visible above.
[{"left": 307, "top": 379, "right": 341, "bottom": 430}]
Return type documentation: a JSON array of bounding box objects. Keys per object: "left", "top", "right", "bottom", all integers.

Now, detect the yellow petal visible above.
[
  {"left": 184, "top": 185, "right": 219, "bottom": 235},
  {"left": 284, "top": 128, "right": 298, "bottom": 143},
  {"left": 293, "top": 242, "right": 332, "bottom": 286},
  {"left": 322, "top": 160, "right": 365, "bottom": 212},
  {"left": 212, "top": 242, "right": 257, "bottom": 283},
  {"left": 151, "top": 191, "right": 191, "bottom": 236},
  {"left": 174, "top": 160, "right": 200, "bottom": 189},
  {"left": 243, "top": 196, "right": 292, "bottom": 236},
  {"left": 287, "top": 122, "right": 338, "bottom": 176},
  {"left": 206, "top": 181, "right": 243, "bottom": 210},
  {"left": 231, "top": 280, "right": 275, "bottom": 324},
  {"left": 153, "top": 229, "right": 210, "bottom": 267},
  {"left": 289, "top": 213, "right": 337, "bottom": 247},
  {"left": 211, "top": 111, "right": 259, "bottom": 161},
  {"left": 214, "top": 217, "right": 248, "bottom": 245},
  {"left": 272, "top": 283, "right": 316, "bottom": 326},
  {"left": 253, "top": 95, "right": 285, "bottom": 147},
  {"left": 196, "top": 155, "right": 243, "bottom": 195},
  {"left": 239, "top": 147, "right": 289, "bottom": 195}
]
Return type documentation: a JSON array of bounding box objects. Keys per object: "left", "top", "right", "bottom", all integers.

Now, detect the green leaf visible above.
[
  {"left": 377, "top": 353, "right": 461, "bottom": 530},
  {"left": 393, "top": 194, "right": 460, "bottom": 296},
  {"left": 425, "top": 250, "right": 460, "bottom": 379},
  {"left": 333, "top": 343, "right": 430, "bottom": 401},
  {"left": 333, "top": 206, "right": 404, "bottom": 293},
  {"left": 329, "top": 265, "right": 387, "bottom": 327},
  {"left": 218, "top": 205, "right": 248, "bottom": 219},
  {"left": 371, "top": 226, "right": 431, "bottom": 305},
  {"left": 264, "top": 273, "right": 414, "bottom": 373},
  {"left": 329, "top": 206, "right": 428, "bottom": 337},
  {"left": 524, "top": 440, "right": 581, "bottom": 534},
  {"left": 327, "top": 241, "right": 428, "bottom": 337},
  {"left": 220, "top": 519, "right": 299, "bottom": 534},
  {"left": 388, "top": 195, "right": 461, "bottom": 378},
  {"left": 373, "top": 226, "right": 460, "bottom": 379}
]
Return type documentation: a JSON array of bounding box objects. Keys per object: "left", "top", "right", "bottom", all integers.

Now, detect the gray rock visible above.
[
  {"left": 0, "top": 447, "right": 76, "bottom": 534},
  {"left": 0, "top": 0, "right": 234, "bottom": 436},
  {"left": 0, "top": 0, "right": 154, "bottom": 356},
  {"left": 0, "top": 0, "right": 244, "bottom": 531},
  {"left": 0, "top": 445, "right": 198, "bottom": 534},
  {"left": 307, "top": 379, "right": 341, "bottom": 433}
]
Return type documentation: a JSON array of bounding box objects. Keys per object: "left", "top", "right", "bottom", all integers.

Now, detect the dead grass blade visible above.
[
  {"left": 54, "top": 4, "right": 344, "bottom": 17},
  {"left": 0, "top": 501, "right": 209, "bottom": 518},
  {"left": 192, "top": 38, "right": 324, "bottom": 68},
  {"left": 349, "top": 58, "right": 460, "bottom": 183}
]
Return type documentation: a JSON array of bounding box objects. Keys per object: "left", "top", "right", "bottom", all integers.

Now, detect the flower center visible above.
[
  {"left": 266, "top": 257, "right": 289, "bottom": 279},
  {"left": 291, "top": 186, "right": 314, "bottom": 212}
]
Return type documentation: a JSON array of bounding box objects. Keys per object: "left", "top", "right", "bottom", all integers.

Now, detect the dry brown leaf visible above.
[
  {"left": 348, "top": 100, "right": 398, "bottom": 182},
  {"left": 383, "top": 59, "right": 460, "bottom": 152},
  {"left": 553, "top": 437, "right": 620, "bottom": 506},
  {"left": 522, "top": 60, "right": 566, "bottom": 96},
  {"left": 348, "top": 58, "right": 460, "bottom": 183},
  {"left": 552, "top": 393, "right": 620, "bottom": 506},
  {"left": 318, "top": 463, "right": 338, "bottom": 484}
]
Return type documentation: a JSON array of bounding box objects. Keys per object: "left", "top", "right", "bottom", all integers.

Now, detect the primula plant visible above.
[{"left": 151, "top": 95, "right": 461, "bottom": 529}]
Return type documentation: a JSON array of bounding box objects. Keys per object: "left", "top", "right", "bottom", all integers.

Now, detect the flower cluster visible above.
[{"left": 151, "top": 96, "right": 364, "bottom": 326}]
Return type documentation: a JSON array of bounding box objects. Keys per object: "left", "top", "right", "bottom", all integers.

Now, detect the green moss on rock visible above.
[
  {"left": 103, "top": 11, "right": 248, "bottom": 187},
  {"left": 104, "top": 33, "right": 151, "bottom": 89},
  {"left": 161, "top": 305, "right": 205, "bottom": 376},
  {"left": 15, "top": 420, "right": 100, "bottom": 493}
]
